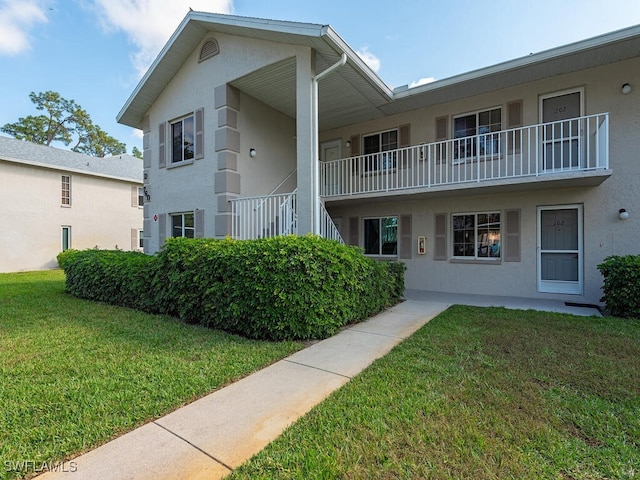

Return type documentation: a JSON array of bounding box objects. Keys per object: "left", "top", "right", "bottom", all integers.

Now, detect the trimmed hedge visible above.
[
  {"left": 597, "top": 255, "right": 640, "bottom": 318},
  {"left": 58, "top": 236, "right": 406, "bottom": 340}
]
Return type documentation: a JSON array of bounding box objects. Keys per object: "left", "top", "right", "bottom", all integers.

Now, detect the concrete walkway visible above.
[{"left": 39, "top": 294, "right": 600, "bottom": 479}]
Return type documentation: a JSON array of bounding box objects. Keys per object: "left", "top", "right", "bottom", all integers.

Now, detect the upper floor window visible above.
[
  {"left": 138, "top": 187, "right": 144, "bottom": 207},
  {"left": 364, "top": 216, "right": 398, "bottom": 256},
  {"left": 61, "top": 175, "right": 71, "bottom": 206},
  {"left": 363, "top": 129, "right": 398, "bottom": 171},
  {"left": 452, "top": 212, "right": 501, "bottom": 260},
  {"left": 171, "top": 212, "right": 194, "bottom": 238},
  {"left": 171, "top": 115, "right": 195, "bottom": 164},
  {"left": 453, "top": 108, "right": 501, "bottom": 161}
]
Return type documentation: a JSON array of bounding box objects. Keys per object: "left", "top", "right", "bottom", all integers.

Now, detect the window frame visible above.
[
  {"left": 138, "top": 229, "right": 144, "bottom": 250},
  {"left": 170, "top": 114, "right": 195, "bottom": 165},
  {"left": 451, "top": 211, "right": 501, "bottom": 261},
  {"left": 138, "top": 187, "right": 145, "bottom": 207},
  {"left": 363, "top": 216, "right": 398, "bottom": 257},
  {"left": 452, "top": 107, "right": 502, "bottom": 163},
  {"left": 171, "top": 212, "right": 195, "bottom": 238},
  {"left": 61, "top": 175, "right": 71, "bottom": 206},
  {"left": 61, "top": 226, "right": 71, "bottom": 251},
  {"left": 362, "top": 128, "right": 398, "bottom": 172}
]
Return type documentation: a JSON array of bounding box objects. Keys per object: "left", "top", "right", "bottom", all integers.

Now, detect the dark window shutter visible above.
[
  {"left": 195, "top": 108, "right": 204, "bottom": 159},
  {"left": 158, "top": 122, "right": 166, "bottom": 168},
  {"left": 399, "top": 124, "right": 411, "bottom": 148},
  {"left": 350, "top": 135, "right": 360, "bottom": 157},
  {"left": 399, "top": 214, "right": 412, "bottom": 259},
  {"left": 504, "top": 209, "right": 521, "bottom": 262},
  {"left": 158, "top": 214, "right": 166, "bottom": 248},
  {"left": 435, "top": 116, "right": 448, "bottom": 141},
  {"left": 195, "top": 209, "right": 205, "bottom": 238},
  {"left": 434, "top": 213, "right": 447, "bottom": 260},
  {"left": 507, "top": 100, "right": 523, "bottom": 154},
  {"left": 348, "top": 216, "right": 359, "bottom": 247}
]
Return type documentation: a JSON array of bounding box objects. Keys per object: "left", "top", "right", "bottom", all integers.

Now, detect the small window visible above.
[
  {"left": 171, "top": 212, "right": 195, "bottom": 238},
  {"left": 362, "top": 129, "right": 398, "bottom": 171},
  {"left": 61, "top": 226, "right": 71, "bottom": 251},
  {"left": 364, "top": 216, "right": 398, "bottom": 256},
  {"left": 171, "top": 115, "right": 195, "bottom": 164},
  {"left": 138, "top": 187, "right": 145, "bottom": 207},
  {"left": 61, "top": 175, "right": 71, "bottom": 206},
  {"left": 139, "top": 230, "right": 144, "bottom": 249},
  {"left": 452, "top": 212, "right": 501, "bottom": 260},
  {"left": 453, "top": 108, "right": 502, "bottom": 161}
]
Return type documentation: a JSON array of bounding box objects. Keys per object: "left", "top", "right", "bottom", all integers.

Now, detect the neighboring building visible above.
[
  {"left": 117, "top": 12, "right": 639, "bottom": 306},
  {"left": 0, "top": 136, "right": 144, "bottom": 272}
]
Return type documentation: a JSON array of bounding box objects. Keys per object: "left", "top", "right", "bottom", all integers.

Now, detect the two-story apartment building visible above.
[
  {"left": 117, "top": 12, "right": 639, "bottom": 306},
  {"left": 0, "top": 136, "right": 144, "bottom": 272}
]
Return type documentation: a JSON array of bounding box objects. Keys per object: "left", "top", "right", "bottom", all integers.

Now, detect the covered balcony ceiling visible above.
[{"left": 229, "top": 25, "right": 640, "bottom": 131}]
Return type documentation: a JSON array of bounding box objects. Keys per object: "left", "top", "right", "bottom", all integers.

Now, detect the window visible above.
[
  {"left": 171, "top": 212, "right": 194, "bottom": 238},
  {"left": 171, "top": 115, "right": 195, "bottom": 164},
  {"left": 61, "top": 175, "right": 71, "bottom": 206},
  {"left": 453, "top": 212, "right": 501, "bottom": 259},
  {"left": 364, "top": 217, "right": 398, "bottom": 256},
  {"left": 139, "top": 230, "right": 144, "bottom": 249},
  {"left": 138, "top": 187, "right": 144, "bottom": 207},
  {"left": 363, "top": 129, "right": 398, "bottom": 171},
  {"left": 61, "top": 226, "right": 71, "bottom": 251},
  {"left": 453, "top": 108, "right": 501, "bottom": 160}
]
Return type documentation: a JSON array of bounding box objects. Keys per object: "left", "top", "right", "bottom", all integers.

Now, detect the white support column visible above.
[{"left": 296, "top": 49, "right": 315, "bottom": 235}]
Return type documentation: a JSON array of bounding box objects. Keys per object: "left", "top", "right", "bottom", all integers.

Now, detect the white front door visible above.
[
  {"left": 540, "top": 89, "right": 583, "bottom": 170},
  {"left": 321, "top": 139, "right": 342, "bottom": 196},
  {"left": 537, "top": 205, "right": 583, "bottom": 294}
]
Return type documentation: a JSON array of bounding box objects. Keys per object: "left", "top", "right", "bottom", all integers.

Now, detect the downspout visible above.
[{"left": 312, "top": 53, "right": 347, "bottom": 234}]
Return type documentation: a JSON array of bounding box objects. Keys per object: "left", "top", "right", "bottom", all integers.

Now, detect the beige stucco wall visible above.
[
  {"left": 0, "top": 161, "right": 143, "bottom": 273},
  {"left": 324, "top": 57, "right": 640, "bottom": 304}
]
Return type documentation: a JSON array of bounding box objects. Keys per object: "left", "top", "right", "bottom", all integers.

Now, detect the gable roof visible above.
[
  {"left": 0, "top": 136, "right": 142, "bottom": 183},
  {"left": 118, "top": 12, "right": 640, "bottom": 131}
]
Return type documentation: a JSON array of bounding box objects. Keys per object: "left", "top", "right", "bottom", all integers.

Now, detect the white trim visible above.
[
  {"left": 61, "top": 225, "right": 71, "bottom": 251},
  {"left": 538, "top": 87, "right": 585, "bottom": 122},
  {"left": 537, "top": 204, "right": 584, "bottom": 295}
]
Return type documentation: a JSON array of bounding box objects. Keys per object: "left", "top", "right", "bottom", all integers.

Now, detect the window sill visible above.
[
  {"left": 364, "top": 254, "right": 399, "bottom": 260},
  {"left": 61, "top": 204, "right": 71, "bottom": 208},
  {"left": 167, "top": 159, "right": 194, "bottom": 169},
  {"left": 450, "top": 258, "right": 502, "bottom": 265}
]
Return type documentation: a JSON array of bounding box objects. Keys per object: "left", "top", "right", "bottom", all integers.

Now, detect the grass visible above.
[
  {"left": 231, "top": 305, "right": 640, "bottom": 480},
  {"left": 0, "top": 270, "right": 303, "bottom": 480}
]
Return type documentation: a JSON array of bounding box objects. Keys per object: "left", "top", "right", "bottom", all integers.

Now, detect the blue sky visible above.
[{"left": 1, "top": 0, "right": 640, "bottom": 154}]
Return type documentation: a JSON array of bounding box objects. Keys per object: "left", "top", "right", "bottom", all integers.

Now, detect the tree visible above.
[
  {"left": 1, "top": 91, "right": 126, "bottom": 157},
  {"left": 132, "top": 146, "right": 143, "bottom": 159}
]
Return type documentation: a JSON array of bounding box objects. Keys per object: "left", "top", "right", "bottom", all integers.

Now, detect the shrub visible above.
[
  {"left": 597, "top": 255, "right": 640, "bottom": 318},
  {"left": 59, "top": 236, "right": 406, "bottom": 340},
  {"left": 56, "top": 249, "right": 79, "bottom": 269},
  {"left": 152, "top": 236, "right": 405, "bottom": 340},
  {"left": 61, "top": 249, "right": 156, "bottom": 311}
]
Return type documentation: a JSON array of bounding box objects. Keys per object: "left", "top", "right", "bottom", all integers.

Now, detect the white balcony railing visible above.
[
  {"left": 230, "top": 191, "right": 297, "bottom": 240},
  {"left": 321, "top": 113, "right": 609, "bottom": 197}
]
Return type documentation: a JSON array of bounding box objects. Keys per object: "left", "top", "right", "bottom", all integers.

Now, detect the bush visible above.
[
  {"left": 597, "top": 255, "right": 640, "bottom": 318},
  {"left": 60, "top": 249, "right": 156, "bottom": 311},
  {"left": 152, "top": 236, "right": 405, "bottom": 340},
  {"left": 56, "top": 249, "right": 79, "bottom": 269},
  {"left": 59, "top": 236, "right": 406, "bottom": 340}
]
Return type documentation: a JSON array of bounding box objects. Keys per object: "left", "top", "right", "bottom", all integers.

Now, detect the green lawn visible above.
[
  {"left": 231, "top": 305, "right": 640, "bottom": 480},
  {"left": 0, "top": 270, "right": 303, "bottom": 480}
]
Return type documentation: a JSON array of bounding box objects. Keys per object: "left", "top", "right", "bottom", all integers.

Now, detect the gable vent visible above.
[{"left": 199, "top": 38, "right": 220, "bottom": 63}]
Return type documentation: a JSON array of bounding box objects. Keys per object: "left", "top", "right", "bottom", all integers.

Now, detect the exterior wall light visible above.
[
  {"left": 621, "top": 83, "right": 632, "bottom": 94},
  {"left": 345, "top": 140, "right": 351, "bottom": 148},
  {"left": 249, "top": 148, "right": 257, "bottom": 158},
  {"left": 619, "top": 208, "right": 630, "bottom": 220}
]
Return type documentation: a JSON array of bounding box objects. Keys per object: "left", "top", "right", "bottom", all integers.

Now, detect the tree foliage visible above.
[{"left": 1, "top": 91, "right": 126, "bottom": 157}]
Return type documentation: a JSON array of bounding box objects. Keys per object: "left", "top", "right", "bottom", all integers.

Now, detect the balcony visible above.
[{"left": 321, "top": 113, "right": 610, "bottom": 200}]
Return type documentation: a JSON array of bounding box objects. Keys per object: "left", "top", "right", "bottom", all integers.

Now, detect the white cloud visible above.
[
  {"left": 0, "top": 0, "right": 47, "bottom": 55},
  {"left": 356, "top": 46, "right": 380, "bottom": 73},
  {"left": 90, "top": 0, "right": 233, "bottom": 77},
  {"left": 409, "top": 77, "right": 436, "bottom": 88}
]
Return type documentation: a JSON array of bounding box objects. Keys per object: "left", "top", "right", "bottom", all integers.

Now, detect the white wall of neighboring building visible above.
[{"left": 0, "top": 160, "right": 143, "bottom": 273}]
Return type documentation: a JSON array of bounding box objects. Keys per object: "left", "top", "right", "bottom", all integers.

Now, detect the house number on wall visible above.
[
  {"left": 556, "top": 220, "right": 565, "bottom": 226},
  {"left": 554, "top": 106, "right": 567, "bottom": 114}
]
